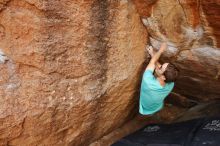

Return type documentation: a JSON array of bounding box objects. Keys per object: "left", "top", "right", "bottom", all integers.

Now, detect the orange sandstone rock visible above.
[
  {"left": 135, "top": 0, "right": 220, "bottom": 101},
  {"left": 0, "top": 0, "right": 147, "bottom": 145}
]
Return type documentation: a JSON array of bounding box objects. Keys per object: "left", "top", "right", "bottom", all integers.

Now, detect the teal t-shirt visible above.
[{"left": 139, "top": 69, "right": 174, "bottom": 115}]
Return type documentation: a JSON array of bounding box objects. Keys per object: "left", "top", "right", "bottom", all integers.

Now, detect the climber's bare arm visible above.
[
  {"left": 147, "top": 46, "right": 162, "bottom": 68},
  {"left": 145, "top": 43, "right": 167, "bottom": 71}
]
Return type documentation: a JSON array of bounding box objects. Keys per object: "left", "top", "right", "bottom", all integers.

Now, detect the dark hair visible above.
[{"left": 164, "top": 63, "right": 179, "bottom": 83}]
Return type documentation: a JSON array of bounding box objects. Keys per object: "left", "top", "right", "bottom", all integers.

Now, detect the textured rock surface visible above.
[
  {"left": 0, "top": 0, "right": 220, "bottom": 145},
  {"left": 202, "top": 0, "right": 220, "bottom": 47},
  {"left": 135, "top": 0, "right": 220, "bottom": 101},
  {"left": 0, "top": 0, "right": 147, "bottom": 145}
]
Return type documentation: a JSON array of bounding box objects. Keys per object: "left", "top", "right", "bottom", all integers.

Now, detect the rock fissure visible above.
[{"left": 176, "top": 0, "right": 190, "bottom": 26}]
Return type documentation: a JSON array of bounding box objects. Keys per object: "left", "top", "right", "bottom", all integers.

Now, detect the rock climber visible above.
[{"left": 139, "top": 42, "right": 179, "bottom": 115}]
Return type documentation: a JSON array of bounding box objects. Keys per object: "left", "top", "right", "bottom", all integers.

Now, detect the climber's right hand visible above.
[
  {"left": 146, "top": 45, "right": 154, "bottom": 57},
  {"left": 159, "top": 42, "right": 167, "bottom": 53}
]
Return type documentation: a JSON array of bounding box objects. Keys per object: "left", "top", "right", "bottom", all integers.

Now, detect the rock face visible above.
[
  {"left": 0, "top": 0, "right": 220, "bottom": 145},
  {"left": 0, "top": 0, "right": 147, "bottom": 145},
  {"left": 135, "top": 0, "right": 220, "bottom": 101}
]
